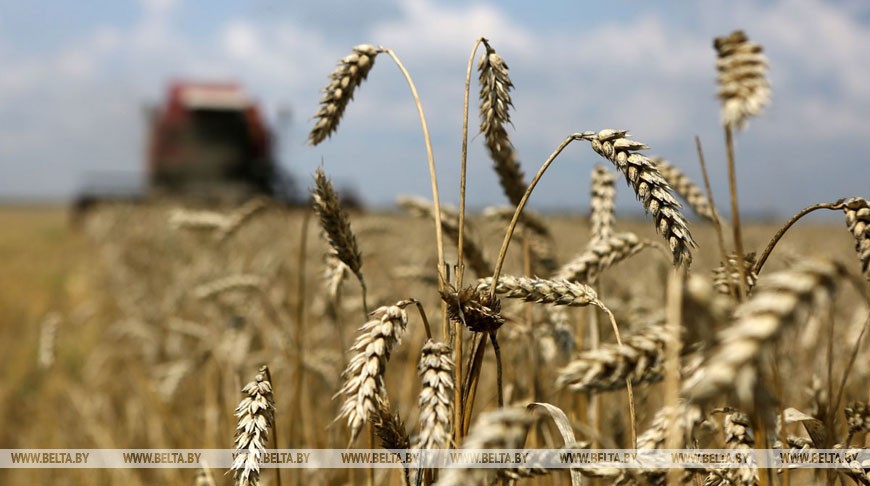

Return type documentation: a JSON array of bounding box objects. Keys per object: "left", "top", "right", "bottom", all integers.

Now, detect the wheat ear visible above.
[
  {"left": 555, "top": 232, "right": 652, "bottom": 284},
  {"left": 637, "top": 402, "right": 703, "bottom": 450},
  {"left": 230, "top": 366, "right": 275, "bottom": 486},
  {"left": 309, "top": 44, "right": 379, "bottom": 145},
  {"left": 478, "top": 40, "right": 526, "bottom": 207},
  {"left": 683, "top": 259, "right": 847, "bottom": 404},
  {"left": 312, "top": 168, "right": 365, "bottom": 289},
  {"left": 589, "top": 130, "right": 696, "bottom": 266},
  {"left": 476, "top": 275, "right": 604, "bottom": 309},
  {"left": 589, "top": 164, "right": 617, "bottom": 242},
  {"left": 843, "top": 197, "right": 870, "bottom": 280},
  {"left": 652, "top": 158, "right": 717, "bottom": 222},
  {"left": 335, "top": 302, "right": 410, "bottom": 444},
  {"left": 704, "top": 408, "right": 758, "bottom": 486},
  {"left": 556, "top": 325, "right": 667, "bottom": 393},
  {"left": 714, "top": 31, "right": 770, "bottom": 130},
  {"left": 417, "top": 339, "right": 455, "bottom": 450},
  {"left": 37, "top": 312, "right": 61, "bottom": 370},
  {"left": 845, "top": 401, "right": 870, "bottom": 444}
]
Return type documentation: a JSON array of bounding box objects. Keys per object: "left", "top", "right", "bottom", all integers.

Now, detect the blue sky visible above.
[{"left": 0, "top": 0, "right": 868, "bottom": 216}]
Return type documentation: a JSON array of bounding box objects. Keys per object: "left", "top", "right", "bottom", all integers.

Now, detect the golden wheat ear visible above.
[
  {"left": 478, "top": 41, "right": 527, "bottom": 207},
  {"left": 416, "top": 339, "right": 454, "bottom": 451},
  {"left": 335, "top": 302, "right": 409, "bottom": 445},
  {"left": 715, "top": 30, "right": 771, "bottom": 130},
  {"left": 308, "top": 44, "right": 379, "bottom": 145},
  {"left": 311, "top": 167, "right": 364, "bottom": 287},
  {"left": 842, "top": 197, "right": 870, "bottom": 281},
  {"left": 230, "top": 366, "right": 275, "bottom": 486},
  {"left": 588, "top": 130, "right": 696, "bottom": 266}
]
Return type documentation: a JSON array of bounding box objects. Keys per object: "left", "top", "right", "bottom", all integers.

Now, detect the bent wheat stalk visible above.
[
  {"left": 309, "top": 44, "right": 448, "bottom": 335},
  {"left": 752, "top": 199, "right": 852, "bottom": 275}
]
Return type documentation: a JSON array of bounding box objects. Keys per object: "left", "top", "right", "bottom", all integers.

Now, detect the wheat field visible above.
[{"left": 2, "top": 32, "right": 870, "bottom": 486}]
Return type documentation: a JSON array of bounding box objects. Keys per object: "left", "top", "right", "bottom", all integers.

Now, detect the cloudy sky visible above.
[{"left": 1, "top": 0, "right": 868, "bottom": 216}]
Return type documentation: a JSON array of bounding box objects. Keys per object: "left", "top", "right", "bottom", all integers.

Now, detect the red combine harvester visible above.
[
  {"left": 74, "top": 82, "right": 294, "bottom": 218},
  {"left": 148, "top": 82, "right": 277, "bottom": 199}
]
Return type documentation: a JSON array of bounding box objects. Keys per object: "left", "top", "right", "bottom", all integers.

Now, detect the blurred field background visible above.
[{"left": 1, "top": 201, "right": 864, "bottom": 485}]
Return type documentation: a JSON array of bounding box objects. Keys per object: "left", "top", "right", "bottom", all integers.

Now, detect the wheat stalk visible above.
[
  {"left": 843, "top": 197, "right": 870, "bottom": 280},
  {"left": 312, "top": 168, "right": 365, "bottom": 289},
  {"left": 714, "top": 31, "right": 770, "bottom": 130},
  {"left": 590, "top": 164, "right": 617, "bottom": 242},
  {"left": 230, "top": 366, "right": 275, "bottom": 486},
  {"left": 683, "top": 259, "right": 847, "bottom": 404},
  {"left": 309, "top": 44, "right": 379, "bottom": 145},
  {"left": 652, "top": 158, "right": 717, "bottom": 222},
  {"left": 588, "top": 129, "right": 696, "bottom": 266},
  {"left": 556, "top": 325, "right": 667, "bottom": 393},
  {"left": 482, "top": 206, "right": 551, "bottom": 239},
  {"left": 417, "top": 339, "right": 454, "bottom": 450},
  {"left": 478, "top": 40, "right": 527, "bottom": 207},
  {"left": 555, "top": 232, "right": 652, "bottom": 284},
  {"left": 335, "top": 302, "right": 410, "bottom": 444}
]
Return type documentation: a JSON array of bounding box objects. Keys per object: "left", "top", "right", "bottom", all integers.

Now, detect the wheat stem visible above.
[
  {"left": 725, "top": 124, "right": 748, "bottom": 301},
  {"left": 292, "top": 209, "right": 312, "bottom": 450},
  {"left": 753, "top": 201, "right": 845, "bottom": 275},
  {"left": 454, "top": 38, "right": 485, "bottom": 445},
  {"left": 489, "top": 133, "right": 590, "bottom": 302},
  {"left": 695, "top": 135, "right": 733, "bottom": 295},
  {"left": 380, "top": 47, "right": 448, "bottom": 336}
]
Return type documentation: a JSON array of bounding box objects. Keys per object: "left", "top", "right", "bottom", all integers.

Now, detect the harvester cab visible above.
[{"left": 147, "top": 82, "right": 277, "bottom": 201}]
